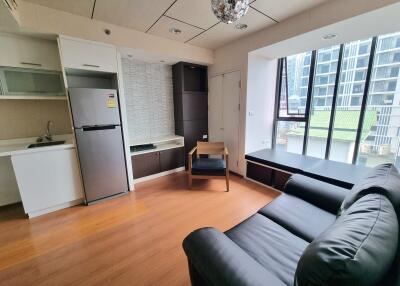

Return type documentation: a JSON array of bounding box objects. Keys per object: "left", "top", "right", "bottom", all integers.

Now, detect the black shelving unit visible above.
[{"left": 172, "top": 62, "right": 208, "bottom": 167}]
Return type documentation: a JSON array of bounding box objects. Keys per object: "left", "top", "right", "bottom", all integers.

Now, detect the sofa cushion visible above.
[
  {"left": 192, "top": 158, "right": 226, "bottom": 176},
  {"left": 295, "top": 194, "right": 399, "bottom": 286},
  {"left": 258, "top": 193, "right": 336, "bottom": 242},
  {"left": 339, "top": 163, "right": 400, "bottom": 218},
  {"left": 225, "top": 214, "right": 309, "bottom": 286}
]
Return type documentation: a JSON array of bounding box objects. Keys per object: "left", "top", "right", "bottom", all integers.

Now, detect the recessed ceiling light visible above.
[
  {"left": 169, "top": 28, "right": 182, "bottom": 35},
  {"left": 235, "top": 23, "right": 248, "bottom": 30},
  {"left": 104, "top": 28, "right": 111, "bottom": 35},
  {"left": 322, "top": 33, "right": 338, "bottom": 40}
]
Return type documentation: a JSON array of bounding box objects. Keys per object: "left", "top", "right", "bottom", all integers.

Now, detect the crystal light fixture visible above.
[{"left": 211, "top": 0, "right": 249, "bottom": 24}]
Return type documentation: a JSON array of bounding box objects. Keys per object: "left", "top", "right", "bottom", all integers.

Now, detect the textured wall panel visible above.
[{"left": 122, "top": 58, "right": 175, "bottom": 142}]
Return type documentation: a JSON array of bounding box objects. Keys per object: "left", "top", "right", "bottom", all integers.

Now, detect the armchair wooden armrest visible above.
[{"left": 188, "top": 147, "right": 197, "bottom": 171}]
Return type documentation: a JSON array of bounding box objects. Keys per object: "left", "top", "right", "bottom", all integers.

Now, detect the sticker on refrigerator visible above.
[{"left": 107, "top": 98, "right": 117, "bottom": 108}]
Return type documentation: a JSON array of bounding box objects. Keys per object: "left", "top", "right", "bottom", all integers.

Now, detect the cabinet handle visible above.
[
  {"left": 83, "top": 64, "right": 100, "bottom": 68},
  {"left": 21, "top": 62, "right": 42, "bottom": 67}
]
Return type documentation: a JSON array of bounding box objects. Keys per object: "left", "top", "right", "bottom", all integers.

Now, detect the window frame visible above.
[{"left": 273, "top": 37, "right": 380, "bottom": 165}]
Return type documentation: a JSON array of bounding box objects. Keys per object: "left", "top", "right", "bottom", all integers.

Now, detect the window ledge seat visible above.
[{"left": 245, "top": 149, "right": 370, "bottom": 189}]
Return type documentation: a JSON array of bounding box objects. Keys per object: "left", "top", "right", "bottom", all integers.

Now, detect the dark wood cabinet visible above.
[
  {"left": 246, "top": 161, "right": 291, "bottom": 191},
  {"left": 246, "top": 162, "right": 273, "bottom": 186},
  {"left": 182, "top": 93, "right": 208, "bottom": 121},
  {"left": 173, "top": 62, "right": 208, "bottom": 167},
  {"left": 132, "top": 152, "right": 160, "bottom": 179},
  {"left": 180, "top": 120, "right": 208, "bottom": 153},
  {"left": 160, "top": 147, "right": 184, "bottom": 172},
  {"left": 132, "top": 147, "right": 185, "bottom": 179}
]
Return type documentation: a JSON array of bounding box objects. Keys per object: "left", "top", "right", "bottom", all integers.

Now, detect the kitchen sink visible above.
[{"left": 27, "top": 140, "right": 66, "bottom": 148}]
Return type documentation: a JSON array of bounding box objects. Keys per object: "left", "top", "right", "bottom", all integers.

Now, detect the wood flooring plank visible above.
[{"left": 0, "top": 172, "right": 278, "bottom": 286}]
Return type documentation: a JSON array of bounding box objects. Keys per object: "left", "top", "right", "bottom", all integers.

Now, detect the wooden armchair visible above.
[{"left": 188, "top": 142, "right": 229, "bottom": 191}]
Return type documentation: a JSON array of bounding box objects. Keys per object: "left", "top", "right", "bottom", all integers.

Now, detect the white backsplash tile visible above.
[{"left": 121, "top": 58, "right": 175, "bottom": 143}]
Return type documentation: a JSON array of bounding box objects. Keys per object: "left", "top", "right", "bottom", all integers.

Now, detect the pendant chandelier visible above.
[{"left": 211, "top": 0, "right": 250, "bottom": 24}]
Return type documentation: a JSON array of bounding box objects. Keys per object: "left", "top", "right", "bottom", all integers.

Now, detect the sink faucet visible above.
[
  {"left": 45, "top": 120, "right": 53, "bottom": 141},
  {"left": 36, "top": 120, "right": 53, "bottom": 142}
]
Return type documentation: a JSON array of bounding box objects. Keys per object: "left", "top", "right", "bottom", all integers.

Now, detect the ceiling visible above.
[{"left": 23, "top": 0, "right": 330, "bottom": 49}]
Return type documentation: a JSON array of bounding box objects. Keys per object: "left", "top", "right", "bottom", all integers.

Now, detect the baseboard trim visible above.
[
  {"left": 134, "top": 167, "right": 185, "bottom": 184},
  {"left": 27, "top": 198, "right": 84, "bottom": 218}
]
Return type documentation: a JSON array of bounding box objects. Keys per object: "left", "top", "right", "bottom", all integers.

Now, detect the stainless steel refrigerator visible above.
[{"left": 68, "top": 88, "right": 128, "bottom": 204}]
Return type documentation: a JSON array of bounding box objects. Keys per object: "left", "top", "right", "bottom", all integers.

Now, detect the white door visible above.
[
  {"left": 208, "top": 75, "right": 224, "bottom": 142},
  {"left": 208, "top": 71, "right": 241, "bottom": 173},
  {"left": 222, "top": 71, "right": 240, "bottom": 173}
]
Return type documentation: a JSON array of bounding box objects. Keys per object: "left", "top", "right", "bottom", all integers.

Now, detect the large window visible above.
[{"left": 273, "top": 32, "right": 400, "bottom": 169}]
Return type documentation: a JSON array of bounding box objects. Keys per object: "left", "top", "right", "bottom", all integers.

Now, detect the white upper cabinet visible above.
[
  {"left": 0, "top": 33, "right": 61, "bottom": 71},
  {"left": 58, "top": 36, "right": 118, "bottom": 73}
]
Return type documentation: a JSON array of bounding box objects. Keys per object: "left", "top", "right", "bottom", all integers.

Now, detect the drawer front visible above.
[
  {"left": 132, "top": 152, "right": 161, "bottom": 179},
  {"left": 160, "top": 147, "right": 184, "bottom": 172},
  {"left": 246, "top": 162, "right": 272, "bottom": 186},
  {"left": 59, "top": 37, "right": 117, "bottom": 73}
]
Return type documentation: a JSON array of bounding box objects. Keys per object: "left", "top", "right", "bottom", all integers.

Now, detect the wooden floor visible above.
[{"left": 0, "top": 172, "right": 278, "bottom": 286}]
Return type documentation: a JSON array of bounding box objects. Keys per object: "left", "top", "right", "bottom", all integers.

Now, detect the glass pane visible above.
[
  {"left": 4, "top": 70, "right": 36, "bottom": 93},
  {"left": 329, "top": 38, "right": 373, "bottom": 164},
  {"left": 306, "top": 45, "right": 340, "bottom": 159},
  {"left": 3, "top": 69, "right": 63, "bottom": 94},
  {"left": 278, "top": 52, "right": 312, "bottom": 118},
  {"left": 275, "top": 121, "right": 305, "bottom": 154},
  {"left": 356, "top": 32, "right": 400, "bottom": 168}
]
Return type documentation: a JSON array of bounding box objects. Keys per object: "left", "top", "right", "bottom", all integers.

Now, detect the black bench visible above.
[{"left": 245, "top": 149, "right": 370, "bottom": 189}]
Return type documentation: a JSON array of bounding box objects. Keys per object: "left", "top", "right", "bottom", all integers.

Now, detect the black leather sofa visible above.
[{"left": 183, "top": 164, "right": 400, "bottom": 286}]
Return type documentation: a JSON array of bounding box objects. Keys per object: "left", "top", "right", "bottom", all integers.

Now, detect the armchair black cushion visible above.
[
  {"left": 191, "top": 158, "right": 226, "bottom": 176},
  {"left": 183, "top": 164, "right": 400, "bottom": 286}
]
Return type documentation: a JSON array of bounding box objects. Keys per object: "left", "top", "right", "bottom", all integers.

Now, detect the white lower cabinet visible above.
[{"left": 11, "top": 148, "right": 84, "bottom": 218}]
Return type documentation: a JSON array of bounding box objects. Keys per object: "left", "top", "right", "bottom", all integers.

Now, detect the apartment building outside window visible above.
[{"left": 274, "top": 32, "right": 400, "bottom": 168}]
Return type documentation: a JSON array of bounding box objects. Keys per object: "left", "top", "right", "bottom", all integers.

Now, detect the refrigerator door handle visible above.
[{"left": 82, "top": 125, "right": 117, "bottom": 131}]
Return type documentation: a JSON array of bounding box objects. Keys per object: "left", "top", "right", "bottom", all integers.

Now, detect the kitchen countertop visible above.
[{"left": 0, "top": 134, "right": 75, "bottom": 157}]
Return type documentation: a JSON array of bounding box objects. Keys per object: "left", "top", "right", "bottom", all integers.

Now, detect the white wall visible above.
[{"left": 245, "top": 55, "right": 277, "bottom": 154}]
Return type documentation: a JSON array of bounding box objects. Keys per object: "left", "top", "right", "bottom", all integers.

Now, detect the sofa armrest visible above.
[
  {"left": 183, "top": 227, "right": 285, "bottom": 286},
  {"left": 284, "top": 174, "right": 347, "bottom": 214}
]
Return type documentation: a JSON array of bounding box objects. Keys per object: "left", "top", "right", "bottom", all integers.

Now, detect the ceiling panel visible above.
[
  {"left": 251, "top": 0, "right": 330, "bottom": 22},
  {"left": 24, "top": 0, "right": 95, "bottom": 18},
  {"left": 189, "top": 8, "right": 275, "bottom": 49},
  {"left": 165, "top": 0, "right": 220, "bottom": 30},
  {"left": 148, "top": 16, "right": 203, "bottom": 43},
  {"left": 93, "top": 0, "right": 176, "bottom": 32}
]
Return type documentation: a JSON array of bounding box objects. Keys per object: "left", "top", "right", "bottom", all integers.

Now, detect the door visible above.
[
  {"left": 222, "top": 71, "right": 240, "bottom": 173},
  {"left": 75, "top": 126, "right": 128, "bottom": 203},
  {"left": 209, "top": 72, "right": 241, "bottom": 173},
  {"left": 69, "top": 88, "right": 120, "bottom": 127},
  {"left": 208, "top": 75, "right": 224, "bottom": 142}
]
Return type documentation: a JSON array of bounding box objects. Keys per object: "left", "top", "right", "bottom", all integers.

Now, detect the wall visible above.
[
  {"left": 245, "top": 55, "right": 277, "bottom": 154},
  {"left": 209, "top": 0, "right": 400, "bottom": 175},
  {"left": 121, "top": 58, "right": 175, "bottom": 143},
  {"left": 0, "top": 100, "right": 71, "bottom": 139}
]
